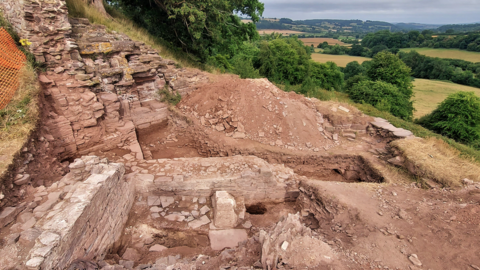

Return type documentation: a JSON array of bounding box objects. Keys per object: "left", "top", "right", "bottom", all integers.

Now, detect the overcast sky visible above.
[{"left": 260, "top": 0, "right": 480, "bottom": 25}]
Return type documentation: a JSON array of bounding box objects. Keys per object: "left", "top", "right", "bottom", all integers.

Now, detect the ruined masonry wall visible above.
[
  {"left": 132, "top": 155, "right": 299, "bottom": 204},
  {"left": 25, "top": 156, "right": 134, "bottom": 269},
  {"left": 0, "top": 0, "right": 208, "bottom": 161}
]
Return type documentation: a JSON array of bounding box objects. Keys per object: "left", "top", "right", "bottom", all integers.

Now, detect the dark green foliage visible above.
[
  {"left": 348, "top": 44, "right": 365, "bottom": 56},
  {"left": 416, "top": 92, "right": 480, "bottom": 144},
  {"left": 366, "top": 51, "right": 414, "bottom": 98},
  {"left": 322, "top": 44, "right": 349, "bottom": 55},
  {"left": 368, "top": 44, "right": 388, "bottom": 57},
  {"left": 257, "top": 37, "right": 310, "bottom": 85},
  {"left": 309, "top": 61, "right": 344, "bottom": 91},
  {"left": 344, "top": 61, "right": 365, "bottom": 80},
  {"left": 347, "top": 80, "right": 414, "bottom": 120},
  {"left": 438, "top": 23, "right": 480, "bottom": 33},
  {"left": 345, "top": 74, "right": 368, "bottom": 90},
  {"left": 110, "top": 0, "right": 264, "bottom": 63},
  {"left": 398, "top": 50, "right": 480, "bottom": 88},
  {"left": 362, "top": 29, "right": 480, "bottom": 52}
]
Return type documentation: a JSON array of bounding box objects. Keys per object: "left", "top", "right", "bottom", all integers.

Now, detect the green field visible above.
[
  {"left": 311, "top": 53, "right": 370, "bottom": 67},
  {"left": 399, "top": 48, "right": 480, "bottom": 63},
  {"left": 412, "top": 79, "right": 480, "bottom": 118}
]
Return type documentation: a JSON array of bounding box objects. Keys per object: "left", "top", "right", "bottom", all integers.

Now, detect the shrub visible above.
[
  {"left": 343, "top": 61, "right": 365, "bottom": 80},
  {"left": 416, "top": 91, "right": 480, "bottom": 144},
  {"left": 347, "top": 80, "right": 413, "bottom": 120},
  {"left": 367, "top": 51, "right": 413, "bottom": 99}
]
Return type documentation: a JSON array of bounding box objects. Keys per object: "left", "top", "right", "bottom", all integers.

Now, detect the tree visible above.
[
  {"left": 111, "top": 0, "right": 264, "bottom": 62},
  {"left": 347, "top": 80, "right": 414, "bottom": 120},
  {"left": 366, "top": 51, "right": 413, "bottom": 99},
  {"left": 84, "top": 0, "right": 108, "bottom": 15},
  {"left": 349, "top": 44, "right": 364, "bottom": 56},
  {"left": 343, "top": 61, "right": 365, "bottom": 80},
  {"left": 416, "top": 92, "right": 480, "bottom": 144}
]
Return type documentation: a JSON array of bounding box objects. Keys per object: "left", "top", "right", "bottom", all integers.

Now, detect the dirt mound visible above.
[{"left": 179, "top": 78, "right": 372, "bottom": 153}]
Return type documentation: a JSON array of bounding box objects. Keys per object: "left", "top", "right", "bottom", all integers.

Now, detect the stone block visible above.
[
  {"left": 212, "top": 191, "right": 237, "bottom": 229},
  {"left": 122, "top": 248, "right": 140, "bottom": 261},
  {"left": 209, "top": 229, "right": 248, "bottom": 250},
  {"left": 149, "top": 244, "right": 167, "bottom": 252},
  {"left": 188, "top": 215, "right": 211, "bottom": 229},
  {"left": 0, "top": 203, "right": 26, "bottom": 227}
]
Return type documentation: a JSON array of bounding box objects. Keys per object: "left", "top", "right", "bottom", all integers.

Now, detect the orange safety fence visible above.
[{"left": 0, "top": 27, "right": 26, "bottom": 110}]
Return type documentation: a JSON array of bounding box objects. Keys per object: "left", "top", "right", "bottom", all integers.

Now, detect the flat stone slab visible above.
[
  {"left": 209, "top": 229, "right": 248, "bottom": 250},
  {"left": 188, "top": 215, "right": 210, "bottom": 229},
  {"left": 393, "top": 129, "right": 413, "bottom": 138}
]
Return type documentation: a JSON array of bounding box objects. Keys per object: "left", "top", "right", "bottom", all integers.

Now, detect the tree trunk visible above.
[{"left": 85, "top": 0, "right": 108, "bottom": 16}]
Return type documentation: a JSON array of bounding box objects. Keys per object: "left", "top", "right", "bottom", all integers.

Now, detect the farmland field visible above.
[
  {"left": 257, "top": 29, "right": 306, "bottom": 35},
  {"left": 300, "top": 38, "right": 348, "bottom": 46},
  {"left": 412, "top": 79, "right": 480, "bottom": 118},
  {"left": 399, "top": 48, "right": 480, "bottom": 62},
  {"left": 310, "top": 53, "right": 370, "bottom": 67}
]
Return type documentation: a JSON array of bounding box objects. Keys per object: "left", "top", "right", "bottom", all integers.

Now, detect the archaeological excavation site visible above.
[{"left": 0, "top": 1, "right": 480, "bottom": 270}]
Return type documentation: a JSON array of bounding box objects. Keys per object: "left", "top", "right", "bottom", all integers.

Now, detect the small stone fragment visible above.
[
  {"left": 149, "top": 244, "right": 168, "bottom": 252},
  {"left": 281, "top": 241, "right": 289, "bottom": 251},
  {"left": 408, "top": 254, "right": 422, "bottom": 266}
]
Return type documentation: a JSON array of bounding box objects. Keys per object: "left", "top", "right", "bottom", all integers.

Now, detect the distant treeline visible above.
[
  {"left": 438, "top": 23, "right": 480, "bottom": 33},
  {"left": 398, "top": 51, "right": 480, "bottom": 88},
  {"left": 362, "top": 30, "right": 480, "bottom": 52}
]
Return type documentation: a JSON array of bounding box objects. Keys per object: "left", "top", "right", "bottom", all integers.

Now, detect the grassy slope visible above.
[
  {"left": 311, "top": 53, "right": 370, "bottom": 67},
  {"left": 0, "top": 13, "right": 40, "bottom": 178},
  {"left": 399, "top": 48, "right": 480, "bottom": 62},
  {"left": 412, "top": 79, "right": 480, "bottom": 118}
]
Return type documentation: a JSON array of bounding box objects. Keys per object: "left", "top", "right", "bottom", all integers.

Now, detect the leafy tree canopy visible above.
[
  {"left": 416, "top": 91, "right": 480, "bottom": 144},
  {"left": 110, "top": 0, "right": 264, "bottom": 61},
  {"left": 347, "top": 80, "right": 414, "bottom": 120},
  {"left": 366, "top": 51, "right": 414, "bottom": 99}
]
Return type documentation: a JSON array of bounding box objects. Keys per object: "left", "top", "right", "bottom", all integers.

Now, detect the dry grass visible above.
[
  {"left": 412, "top": 78, "right": 480, "bottom": 118},
  {"left": 311, "top": 54, "right": 370, "bottom": 67},
  {"left": 299, "top": 38, "right": 348, "bottom": 46},
  {"left": 0, "top": 64, "right": 40, "bottom": 177},
  {"left": 65, "top": 0, "right": 210, "bottom": 71},
  {"left": 257, "top": 29, "right": 305, "bottom": 35},
  {"left": 400, "top": 48, "right": 480, "bottom": 62},
  {"left": 392, "top": 137, "right": 480, "bottom": 187}
]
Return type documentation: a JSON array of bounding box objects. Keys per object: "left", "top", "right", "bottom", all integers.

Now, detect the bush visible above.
[
  {"left": 416, "top": 91, "right": 480, "bottom": 144},
  {"left": 347, "top": 80, "right": 414, "bottom": 120},
  {"left": 343, "top": 61, "right": 365, "bottom": 80},
  {"left": 367, "top": 51, "right": 413, "bottom": 99}
]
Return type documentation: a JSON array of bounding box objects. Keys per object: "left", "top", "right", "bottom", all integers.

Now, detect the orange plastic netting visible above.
[{"left": 0, "top": 27, "right": 26, "bottom": 110}]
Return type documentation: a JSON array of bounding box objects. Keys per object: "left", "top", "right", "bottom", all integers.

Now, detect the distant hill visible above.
[
  {"left": 438, "top": 23, "right": 480, "bottom": 33},
  {"left": 256, "top": 18, "right": 446, "bottom": 34},
  {"left": 394, "top": 23, "right": 442, "bottom": 30},
  {"left": 256, "top": 18, "right": 402, "bottom": 33}
]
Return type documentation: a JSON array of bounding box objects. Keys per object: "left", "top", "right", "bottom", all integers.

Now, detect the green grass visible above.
[
  {"left": 311, "top": 53, "right": 370, "bottom": 67},
  {"left": 399, "top": 48, "right": 480, "bottom": 62},
  {"left": 412, "top": 78, "right": 480, "bottom": 118}
]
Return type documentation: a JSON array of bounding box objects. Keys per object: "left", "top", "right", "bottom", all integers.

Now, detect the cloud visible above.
[{"left": 260, "top": 0, "right": 480, "bottom": 24}]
